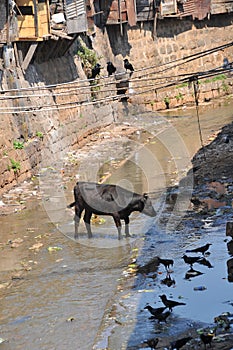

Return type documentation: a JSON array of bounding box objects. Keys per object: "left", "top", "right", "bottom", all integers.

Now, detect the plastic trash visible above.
[{"left": 193, "top": 286, "right": 207, "bottom": 291}]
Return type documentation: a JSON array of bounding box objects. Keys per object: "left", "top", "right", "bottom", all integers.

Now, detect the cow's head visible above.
[{"left": 141, "top": 193, "right": 157, "bottom": 217}]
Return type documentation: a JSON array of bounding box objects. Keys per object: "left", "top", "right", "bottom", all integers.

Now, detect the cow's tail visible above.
[{"left": 67, "top": 201, "right": 75, "bottom": 208}]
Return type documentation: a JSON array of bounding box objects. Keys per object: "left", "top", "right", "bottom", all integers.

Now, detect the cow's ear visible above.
[{"left": 143, "top": 193, "right": 148, "bottom": 199}]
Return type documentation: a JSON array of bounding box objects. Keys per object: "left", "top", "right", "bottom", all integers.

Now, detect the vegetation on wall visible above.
[{"left": 77, "top": 38, "right": 101, "bottom": 78}]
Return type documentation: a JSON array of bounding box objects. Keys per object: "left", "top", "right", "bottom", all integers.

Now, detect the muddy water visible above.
[{"left": 0, "top": 100, "right": 233, "bottom": 350}]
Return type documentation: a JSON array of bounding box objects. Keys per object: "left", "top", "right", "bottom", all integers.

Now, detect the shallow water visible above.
[{"left": 0, "top": 100, "right": 233, "bottom": 350}]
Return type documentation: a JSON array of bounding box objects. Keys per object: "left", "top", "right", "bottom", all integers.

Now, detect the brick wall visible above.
[{"left": 0, "top": 4, "right": 7, "bottom": 43}]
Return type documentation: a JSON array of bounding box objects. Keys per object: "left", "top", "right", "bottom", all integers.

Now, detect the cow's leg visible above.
[
  {"left": 83, "top": 210, "right": 93, "bottom": 238},
  {"left": 74, "top": 206, "right": 83, "bottom": 239},
  {"left": 113, "top": 214, "right": 122, "bottom": 240},
  {"left": 124, "top": 217, "right": 131, "bottom": 237}
]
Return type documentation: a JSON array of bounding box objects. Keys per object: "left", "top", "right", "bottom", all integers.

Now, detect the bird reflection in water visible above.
[
  {"left": 185, "top": 267, "right": 204, "bottom": 280},
  {"left": 161, "top": 273, "right": 176, "bottom": 287},
  {"left": 226, "top": 238, "right": 233, "bottom": 282}
]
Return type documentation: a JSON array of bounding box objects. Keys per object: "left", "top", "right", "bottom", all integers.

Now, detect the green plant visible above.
[
  {"left": 164, "top": 96, "right": 170, "bottom": 109},
  {"left": 175, "top": 92, "right": 183, "bottom": 101},
  {"left": 8, "top": 158, "right": 21, "bottom": 173},
  {"left": 222, "top": 82, "right": 230, "bottom": 94},
  {"left": 36, "top": 131, "right": 44, "bottom": 140},
  {"left": 13, "top": 140, "right": 24, "bottom": 149},
  {"left": 203, "top": 74, "right": 226, "bottom": 84},
  {"left": 176, "top": 82, "right": 188, "bottom": 88},
  {"left": 77, "top": 39, "right": 101, "bottom": 70}
]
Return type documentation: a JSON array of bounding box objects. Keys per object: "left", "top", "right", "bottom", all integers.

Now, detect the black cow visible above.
[{"left": 67, "top": 181, "right": 156, "bottom": 240}]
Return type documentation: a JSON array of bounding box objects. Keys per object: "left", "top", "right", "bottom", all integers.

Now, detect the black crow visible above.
[
  {"left": 158, "top": 257, "right": 174, "bottom": 271},
  {"left": 186, "top": 243, "right": 212, "bottom": 255},
  {"left": 170, "top": 336, "right": 192, "bottom": 350},
  {"left": 107, "top": 61, "right": 116, "bottom": 76},
  {"left": 159, "top": 294, "right": 186, "bottom": 312},
  {"left": 144, "top": 305, "right": 166, "bottom": 317},
  {"left": 152, "top": 310, "right": 171, "bottom": 324},
  {"left": 200, "top": 333, "right": 214, "bottom": 349},
  {"left": 124, "top": 58, "right": 134, "bottom": 74},
  {"left": 145, "top": 337, "right": 159, "bottom": 349},
  {"left": 182, "top": 254, "right": 202, "bottom": 267},
  {"left": 91, "top": 63, "right": 102, "bottom": 79}
]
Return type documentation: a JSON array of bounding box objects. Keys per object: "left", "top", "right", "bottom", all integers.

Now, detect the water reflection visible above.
[{"left": 227, "top": 239, "right": 233, "bottom": 282}]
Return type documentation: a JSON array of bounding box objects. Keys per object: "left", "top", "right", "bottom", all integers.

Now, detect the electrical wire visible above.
[{"left": 0, "top": 41, "right": 232, "bottom": 113}]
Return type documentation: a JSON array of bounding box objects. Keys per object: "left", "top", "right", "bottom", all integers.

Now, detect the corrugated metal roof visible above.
[
  {"left": 65, "top": 0, "right": 87, "bottom": 33},
  {"left": 177, "top": 0, "right": 210, "bottom": 19},
  {"left": 65, "top": 0, "right": 86, "bottom": 19},
  {"left": 177, "top": 0, "right": 196, "bottom": 17}
]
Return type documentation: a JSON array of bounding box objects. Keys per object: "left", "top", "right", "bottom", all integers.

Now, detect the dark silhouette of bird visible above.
[
  {"left": 200, "top": 333, "right": 214, "bottom": 349},
  {"left": 144, "top": 305, "right": 166, "bottom": 317},
  {"left": 161, "top": 274, "right": 176, "bottom": 287},
  {"left": 182, "top": 254, "right": 202, "bottom": 267},
  {"left": 185, "top": 267, "right": 203, "bottom": 280},
  {"left": 158, "top": 257, "right": 174, "bottom": 271},
  {"left": 191, "top": 197, "right": 202, "bottom": 206},
  {"left": 145, "top": 337, "right": 159, "bottom": 349},
  {"left": 186, "top": 243, "right": 212, "bottom": 255},
  {"left": 159, "top": 294, "right": 186, "bottom": 311},
  {"left": 198, "top": 257, "right": 213, "bottom": 268},
  {"left": 91, "top": 63, "right": 102, "bottom": 79},
  {"left": 152, "top": 310, "right": 171, "bottom": 324},
  {"left": 170, "top": 336, "right": 192, "bottom": 350},
  {"left": 107, "top": 61, "right": 116, "bottom": 76},
  {"left": 124, "top": 58, "right": 134, "bottom": 75}
]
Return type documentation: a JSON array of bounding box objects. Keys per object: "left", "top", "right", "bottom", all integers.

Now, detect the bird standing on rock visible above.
[
  {"left": 144, "top": 305, "right": 166, "bottom": 317},
  {"left": 107, "top": 61, "right": 116, "bottom": 76},
  {"left": 145, "top": 337, "right": 159, "bottom": 349},
  {"left": 159, "top": 294, "right": 186, "bottom": 311},
  {"left": 182, "top": 254, "right": 202, "bottom": 267},
  {"left": 124, "top": 58, "right": 134, "bottom": 75},
  {"left": 152, "top": 310, "right": 171, "bottom": 324},
  {"left": 200, "top": 333, "right": 214, "bottom": 349},
  {"left": 170, "top": 336, "right": 192, "bottom": 350},
  {"left": 186, "top": 243, "right": 212, "bottom": 255},
  {"left": 158, "top": 257, "right": 174, "bottom": 272}
]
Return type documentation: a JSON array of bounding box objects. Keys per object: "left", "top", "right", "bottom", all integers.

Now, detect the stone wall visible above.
[
  {"left": 0, "top": 56, "right": 122, "bottom": 195},
  {"left": 0, "top": 13, "right": 233, "bottom": 195},
  {"left": 92, "top": 13, "right": 233, "bottom": 108}
]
